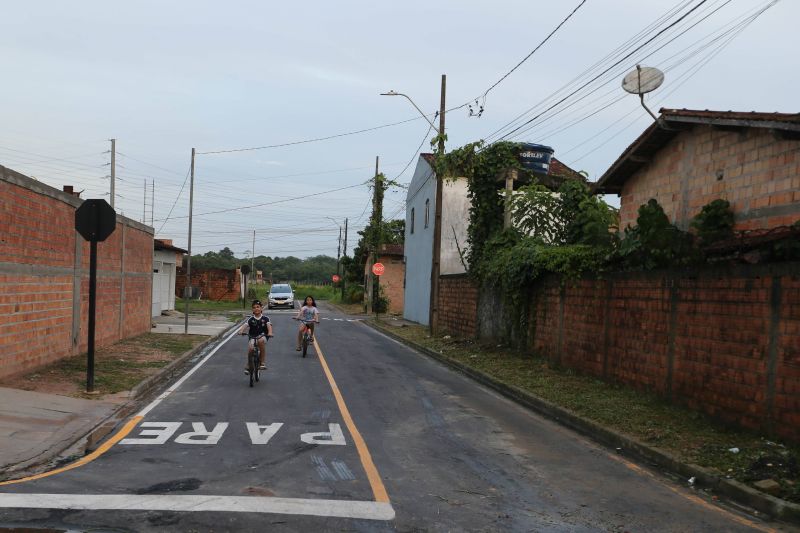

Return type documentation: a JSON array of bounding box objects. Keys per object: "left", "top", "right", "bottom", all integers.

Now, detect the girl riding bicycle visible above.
[{"left": 294, "top": 295, "right": 319, "bottom": 351}]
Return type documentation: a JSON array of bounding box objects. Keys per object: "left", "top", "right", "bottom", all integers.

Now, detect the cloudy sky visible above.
[{"left": 1, "top": 0, "right": 796, "bottom": 258}]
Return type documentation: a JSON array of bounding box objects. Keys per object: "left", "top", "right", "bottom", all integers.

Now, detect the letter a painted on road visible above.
[
  {"left": 246, "top": 422, "right": 284, "bottom": 445},
  {"left": 300, "top": 423, "right": 346, "bottom": 446},
  {"left": 173, "top": 422, "right": 229, "bottom": 444}
]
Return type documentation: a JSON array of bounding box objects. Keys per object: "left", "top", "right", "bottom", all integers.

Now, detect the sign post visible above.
[
  {"left": 371, "top": 263, "right": 385, "bottom": 316},
  {"left": 74, "top": 199, "right": 117, "bottom": 393}
]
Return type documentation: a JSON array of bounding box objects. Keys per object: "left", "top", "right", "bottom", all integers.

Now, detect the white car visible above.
[{"left": 267, "top": 284, "right": 295, "bottom": 310}]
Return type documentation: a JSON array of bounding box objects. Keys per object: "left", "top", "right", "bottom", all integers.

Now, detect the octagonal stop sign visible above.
[{"left": 75, "top": 199, "right": 117, "bottom": 242}]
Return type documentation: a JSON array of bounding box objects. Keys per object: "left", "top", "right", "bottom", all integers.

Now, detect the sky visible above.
[{"left": 1, "top": 0, "right": 797, "bottom": 259}]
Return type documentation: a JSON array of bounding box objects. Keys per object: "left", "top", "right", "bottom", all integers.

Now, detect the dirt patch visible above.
[{"left": 0, "top": 333, "right": 208, "bottom": 401}]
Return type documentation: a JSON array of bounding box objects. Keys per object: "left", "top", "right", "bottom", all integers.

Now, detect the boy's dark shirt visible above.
[{"left": 246, "top": 315, "right": 270, "bottom": 337}]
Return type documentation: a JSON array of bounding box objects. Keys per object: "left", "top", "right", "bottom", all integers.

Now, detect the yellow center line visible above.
[
  {"left": 313, "top": 337, "right": 390, "bottom": 503},
  {"left": 0, "top": 415, "right": 143, "bottom": 487}
]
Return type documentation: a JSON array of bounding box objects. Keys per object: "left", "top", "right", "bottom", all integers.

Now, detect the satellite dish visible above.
[{"left": 622, "top": 65, "right": 664, "bottom": 95}]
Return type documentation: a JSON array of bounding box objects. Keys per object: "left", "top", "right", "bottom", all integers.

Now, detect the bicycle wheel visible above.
[
  {"left": 248, "top": 348, "right": 255, "bottom": 387},
  {"left": 301, "top": 332, "right": 308, "bottom": 358},
  {"left": 254, "top": 348, "right": 260, "bottom": 383}
]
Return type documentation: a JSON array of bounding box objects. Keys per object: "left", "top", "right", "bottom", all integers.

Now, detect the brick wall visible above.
[
  {"left": 0, "top": 165, "right": 154, "bottom": 379},
  {"left": 176, "top": 267, "right": 241, "bottom": 301},
  {"left": 526, "top": 265, "right": 800, "bottom": 442},
  {"left": 620, "top": 126, "right": 800, "bottom": 231},
  {"left": 447, "top": 263, "right": 800, "bottom": 442},
  {"left": 376, "top": 254, "right": 404, "bottom": 315},
  {"left": 438, "top": 274, "right": 478, "bottom": 338}
]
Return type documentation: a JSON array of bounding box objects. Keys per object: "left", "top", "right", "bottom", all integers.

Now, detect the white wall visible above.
[
  {"left": 440, "top": 178, "right": 470, "bottom": 275},
  {"left": 152, "top": 249, "right": 177, "bottom": 317}
]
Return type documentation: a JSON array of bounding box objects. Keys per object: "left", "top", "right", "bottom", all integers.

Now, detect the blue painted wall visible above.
[{"left": 402, "top": 156, "right": 435, "bottom": 325}]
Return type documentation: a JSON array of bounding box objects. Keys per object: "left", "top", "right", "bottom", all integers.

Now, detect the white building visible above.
[
  {"left": 403, "top": 153, "right": 584, "bottom": 325},
  {"left": 152, "top": 239, "right": 186, "bottom": 317}
]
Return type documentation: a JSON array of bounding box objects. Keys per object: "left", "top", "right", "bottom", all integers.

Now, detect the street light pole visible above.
[
  {"left": 184, "top": 148, "right": 195, "bottom": 335},
  {"left": 381, "top": 75, "right": 446, "bottom": 334}
]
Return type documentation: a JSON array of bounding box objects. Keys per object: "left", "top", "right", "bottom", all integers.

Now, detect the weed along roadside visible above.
[{"left": 366, "top": 319, "right": 800, "bottom": 524}]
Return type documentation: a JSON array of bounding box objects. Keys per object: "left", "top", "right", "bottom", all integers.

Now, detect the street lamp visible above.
[
  {"left": 380, "top": 76, "right": 447, "bottom": 335},
  {"left": 380, "top": 91, "right": 440, "bottom": 134}
]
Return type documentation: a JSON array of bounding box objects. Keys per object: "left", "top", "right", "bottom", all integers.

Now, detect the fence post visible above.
[{"left": 602, "top": 278, "right": 614, "bottom": 380}]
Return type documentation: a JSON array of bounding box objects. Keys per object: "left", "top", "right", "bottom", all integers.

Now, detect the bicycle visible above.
[
  {"left": 241, "top": 333, "right": 270, "bottom": 387},
  {"left": 293, "top": 318, "right": 316, "bottom": 358}
]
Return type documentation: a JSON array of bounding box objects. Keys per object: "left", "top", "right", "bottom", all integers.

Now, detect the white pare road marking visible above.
[
  {"left": 120, "top": 422, "right": 346, "bottom": 446},
  {"left": 0, "top": 493, "right": 395, "bottom": 521}
]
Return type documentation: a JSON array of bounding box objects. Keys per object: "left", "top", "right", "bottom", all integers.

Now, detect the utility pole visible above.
[
  {"left": 251, "top": 229, "right": 256, "bottom": 284},
  {"left": 184, "top": 148, "right": 195, "bottom": 335},
  {"left": 110, "top": 138, "right": 116, "bottom": 209},
  {"left": 143, "top": 179, "right": 147, "bottom": 223},
  {"left": 342, "top": 217, "right": 348, "bottom": 300},
  {"left": 336, "top": 225, "right": 342, "bottom": 277},
  {"left": 151, "top": 179, "right": 155, "bottom": 227},
  {"left": 367, "top": 156, "right": 382, "bottom": 313},
  {"left": 429, "top": 74, "right": 446, "bottom": 334}
]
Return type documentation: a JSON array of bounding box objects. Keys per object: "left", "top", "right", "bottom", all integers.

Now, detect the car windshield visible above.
[{"left": 270, "top": 285, "right": 292, "bottom": 293}]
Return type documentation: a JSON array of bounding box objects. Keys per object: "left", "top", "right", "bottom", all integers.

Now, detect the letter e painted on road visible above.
[
  {"left": 120, "top": 422, "right": 182, "bottom": 445},
  {"left": 300, "top": 423, "right": 346, "bottom": 446},
  {"left": 173, "top": 422, "right": 229, "bottom": 444},
  {"left": 246, "top": 422, "right": 284, "bottom": 445}
]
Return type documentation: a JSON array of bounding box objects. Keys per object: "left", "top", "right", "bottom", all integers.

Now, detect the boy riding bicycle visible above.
[{"left": 239, "top": 299, "right": 273, "bottom": 374}]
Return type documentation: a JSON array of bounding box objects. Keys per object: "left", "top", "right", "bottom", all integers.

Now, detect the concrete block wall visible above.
[
  {"left": 619, "top": 126, "right": 800, "bottom": 232},
  {"left": 0, "top": 165, "right": 154, "bottom": 379}
]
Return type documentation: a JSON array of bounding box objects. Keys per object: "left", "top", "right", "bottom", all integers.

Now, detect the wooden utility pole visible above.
[
  {"left": 367, "top": 156, "right": 383, "bottom": 313},
  {"left": 184, "top": 148, "right": 195, "bottom": 334},
  {"left": 336, "top": 225, "right": 342, "bottom": 277},
  {"left": 110, "top": 138, "right": 116, "bottom": 208},
  {"left": 429, "top": 74, "right": 446, "bottom": 334},
  {"left": 251, "top": 229, "right": 256, "bottom": 283},
  {"left": 342, "top": 217, "right": 348, "bottom": 300}
]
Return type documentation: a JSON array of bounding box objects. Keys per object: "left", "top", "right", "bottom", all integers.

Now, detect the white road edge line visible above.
[
  {"left": 0, "top": 494, "right": 395, "bottom": 521},
  {"left": 137, "top": 324, "right": 243, "bottom": 418}
]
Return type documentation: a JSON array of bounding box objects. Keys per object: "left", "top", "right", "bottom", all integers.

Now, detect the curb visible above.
[
  {"left": 4, "top": 321, "right": 243, "bottom": 480},
  {"left": 85, "top": 320, "right": 243, "bottom": 450},
  {"left": 364, "top": 319, "right": 800, "bottom": 525}
]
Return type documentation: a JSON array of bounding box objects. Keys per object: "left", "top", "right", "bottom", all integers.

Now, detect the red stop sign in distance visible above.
[
  {"left": 372, "top": 263, "right": 385, "bottom": 276},
  {"left": 332, "top": 274, "right": 340, "bottom": 283}
]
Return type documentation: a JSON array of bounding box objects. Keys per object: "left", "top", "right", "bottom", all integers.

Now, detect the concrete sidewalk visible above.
[
  {"left": 0, "top": 387, "right": 117, "bottom": 475},
  {"left": 151, "top": 310, "right": 242, "bottom": 335}
]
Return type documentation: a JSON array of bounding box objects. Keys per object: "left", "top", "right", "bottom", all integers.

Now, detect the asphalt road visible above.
[{"left": 0, "top": 304, "right": 784, "bottom": 532}]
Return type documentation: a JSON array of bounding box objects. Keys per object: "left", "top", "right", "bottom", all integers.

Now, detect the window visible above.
[
  {"left": 410, "top": 208, "right": 415, "bottom": 234},
  {"left": 424, "top": 199, "right": 430, "bottom": 229}
]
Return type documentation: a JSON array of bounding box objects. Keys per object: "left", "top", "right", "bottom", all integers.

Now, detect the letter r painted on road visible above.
[
  {"left": 174, "top": 422, "right": 229, "bottom": 444},
  {"left": 246, "top": 422, "right": 283, "bottom": 445},
  {"left": 300, "top": 423, "right": 346, "bottom": 446},
  {"left": 120, "top": 422, "right": 182, "bottom": 445}
]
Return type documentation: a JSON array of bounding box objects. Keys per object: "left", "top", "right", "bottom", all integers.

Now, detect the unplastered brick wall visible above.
[
  {"left": 619, "top": 125, "right": 800, "bottom": 231},
  {"left": 523, "top": 264, "right": 800, "bottom": 443},
  {"left": 176, "top": 267, "right": 241, "bottom": 301},
  {"left": 0, "top": 166, "right": 154, "bottom": 379},
  {"left": 438, "top": 274, "right": 478, "bottom": 338},
  {"left": 376, "top": 254, "right": 404, "bottom": 315}
]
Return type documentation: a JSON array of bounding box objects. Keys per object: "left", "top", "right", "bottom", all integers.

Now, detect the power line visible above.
[
  {"left": 196, "top": 115, "right": 432, "bottom": 155},
  {"left": 476, "top": 0, "right": 589, "bottom": 102},
  {"left": 495, "top": 0, "right": 714, "bottom": 142},
  {"left": 154, "top": 180, "right": 369, "bottom": 222},
  {"left": 157, "top": 166, "right": 191, "bottom": 234}
]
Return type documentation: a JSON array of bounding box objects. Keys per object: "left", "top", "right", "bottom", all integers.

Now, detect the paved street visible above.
[{"left": 0, "top": 305, "right": 781, "bottom": 532}]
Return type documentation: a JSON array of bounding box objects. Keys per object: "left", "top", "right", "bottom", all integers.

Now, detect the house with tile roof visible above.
[{"left": 594, "top": 108, "right": 800, "bottom": 232}]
